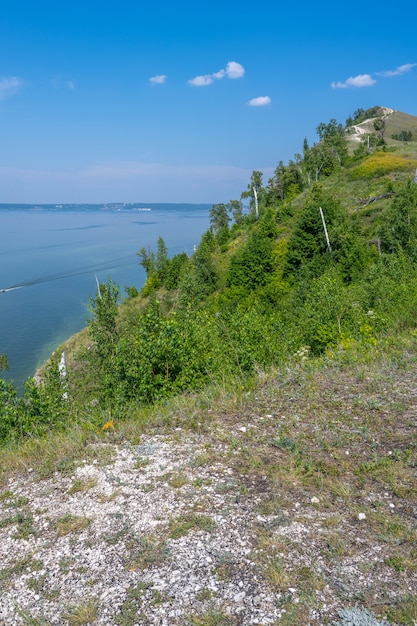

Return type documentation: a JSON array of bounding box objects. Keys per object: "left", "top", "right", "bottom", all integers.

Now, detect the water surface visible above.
[{"left": 0, "top": 203, "right": 211, "bottom": 389}]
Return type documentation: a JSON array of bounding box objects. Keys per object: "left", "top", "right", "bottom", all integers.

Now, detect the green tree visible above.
[
  {"left": 373, "top": 117, "right": 386, "bottom": 143},
  {"left": 227, "top": 230, "right": 274, "bottom": 291},
  {"left": 380, "top": 178, "right": 417, "bottom": 259},
  {"left": 86, "top": 278, "right": 120, "bottom": 402},
  {"left": 0, "top": 378, "right": 20, "bottom": 443},
  {"left": 315, "top": 118, "right": 348, "bottom": 170},
  {"left": 241, "top": 170, "right": 264, "bottom": 218},
  {"left": 165, "top": 252, "right": 190, "bottom": 290},
  {"left": 228, "top": 199, "right": 243, "bottom": 225},
  {"left": 155, "top": 236, "right": 169, "bottom": 283},
  {"left": 137, "top": 246, "right": 156, "bottom": 276},
  {"left": 209, "top": 203, "right": 230, "bottom": 243},
  {"left": 284, "top": 185, "right": 341, "bottom": 278}
]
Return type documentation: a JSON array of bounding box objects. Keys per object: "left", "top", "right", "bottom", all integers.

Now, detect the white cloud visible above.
[
  {"left": 225, "top": 61, "right": 245, "bottom": 79},
  {"left": 150, "top": 74, "right": 167, "bottom": 85},
  {"left": 331, "top": 73, "right": 376, "bottom": 89},
  {"left": 377, "top": 63, "right": 416, "bottom": 77},
  {"left": 248, "top": 96, "right": 271, "bottom": 107},
  {"left": 188, "top": 61, "right": 245, "bottom": 86},
  {"left": 188, "top": 74, "right": 214, "bottom": 87},
  {"left": 0, "top": 76, "right": 24, "bottom": 101}
]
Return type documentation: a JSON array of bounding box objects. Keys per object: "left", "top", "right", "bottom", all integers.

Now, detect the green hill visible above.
[{"left": 1, "top": 105, "right": 417, "bottom": 624}]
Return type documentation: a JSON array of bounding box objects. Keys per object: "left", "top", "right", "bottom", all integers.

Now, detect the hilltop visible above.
[
  {"left": 1, "top": 106, "right": 417, "bottom": 625},
  {"left": 346, "top": 107, "right": 417, "bottom": 147}
]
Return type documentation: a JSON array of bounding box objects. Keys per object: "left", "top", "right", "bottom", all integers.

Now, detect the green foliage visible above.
[
  {"left": 380, "top": 178, "right": 417, "bottom": 259},
  {"left": 0, "top": 354, "right": 9, "bottom": 371},
  {"left": 227, "top": 229, "right": 274, "bottom": 291},
  {"left": 4, "top": 108, "right": 417, "bottom": 448},
  {"left": 0, "top": 354, "right": 71, "bottom": 445},
  {"left": 284, "top": 184, "right": 342, "bottom": 278},
  {"left": 0, "top": 379, "right": 20, "bottom": 443},
  {"left": 178, "top": 230, "right": 218, "bottom": 304},
  {"left": 85, "top": 278, "right": 120, "bottom": 402},
  {"left": 164, "top": 251, "right": 190, "bottom": 289},
  {"left": 392, "top": 130, "right": 413, "bottom": 142},
  {"left": 347, "top": 106, "right": 383, "bottom": 126},
  {"left": 210, "top": 203, "right": 230, "bottom": 244}
]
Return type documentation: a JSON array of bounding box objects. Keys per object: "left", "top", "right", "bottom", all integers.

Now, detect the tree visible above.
[
  {"left": 373, "top": 117, "right": 386, "bottom": 143},
  {"left": 209, "top": 203, "right": 230, "bottom": 243},
  {"left": 315, "top": 118, "right": 348, "bottom": 170},
  {"left": 284, "top": 185, "right": 342, "bottom": 278},
  {"left": 137, "top": 246, "right": 156, "bottom": 276},
  {"left": 241, "top": 170, "right": 264, "bottom": 217},
  {"left": 228, "top": 199, "right": 243, "bottom": 225},
  {"left": 155, "top": 236, "right": 169, "bottom": 283},
  {"left": 380, "top": 178, "right": 417, "bottom": 259},
  {"left": 227, "top": 230, "right": 274, "bottom": 291},
  {"left": 86, "top": 278, "right": 120, "bottom": 401}
]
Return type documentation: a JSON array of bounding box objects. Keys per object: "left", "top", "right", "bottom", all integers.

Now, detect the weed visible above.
[
  {"left": 324, "top": 532, "right": 351, "bottom": 558},
  {"left": 0, "top": 509, "right": 36, "bottom": 539},
  {"left": 163, "top": 471, "right": 189, "bottom": 489},
  {"left": 59, "top": 555, "right": 76, "bottom": 573},
  {"left": 26, "top": 574, "right": 47, "bottom": 593},
  {"left": 0, "top": 555, "right": 43, "bottom": 586},
  {"left": 114, "top": 582, "right": 150, "bottom": 624},
  {"left": 62, "top": 598, "right": 99, "bottom": 625},
  {"left": 55, "top": 514, "right": 92, "bottom": 536},
  {"left": 0, "top": 489, "right": 14, "bottom": 501},
  {"left": 385, "top": 554, "right": 406, "bottom": 571},
  {"left": 386, "top": 594, "right": 417, "bottom": 624},
  {"left": 14, "top": 605, "right": 49, "bottom": 626},
  {"left": 124, "top": 535, "right": 170, "bottom": 570},
  {"left": 168, "top": 513, "right": 215, "bottom": 539},
  {"left": 263, "top": 554, "right": 289, "bottom": 590},
  {"left": 68, "top": 477, "right": 98, "bottom": 494},
  {"left": 97, "top": 487, "right": 121, "bottom": 502},
  {"left": 186, "top": 606, "right": 238, "bottom": 625},
  {"left": 196, "top": 587, "right": 214, "bottom": 601}
]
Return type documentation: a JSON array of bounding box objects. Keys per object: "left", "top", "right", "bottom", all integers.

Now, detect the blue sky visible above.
[{"left": 1, "top": 0, "right": 416, "bottom": 204}]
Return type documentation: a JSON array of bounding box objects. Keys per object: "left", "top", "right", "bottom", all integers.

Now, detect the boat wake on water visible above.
[{"left": 1, "top": 254, "right": 136, "bottom": 293}]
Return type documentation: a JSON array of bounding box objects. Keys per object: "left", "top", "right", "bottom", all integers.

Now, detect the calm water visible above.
[{"left": 0, "top": 203, "right": 211, "bottom": 390}]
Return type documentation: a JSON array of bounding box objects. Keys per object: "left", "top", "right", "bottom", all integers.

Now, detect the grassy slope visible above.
[{"left": 1, "top": 335, "right": 417, "bottom": 624}]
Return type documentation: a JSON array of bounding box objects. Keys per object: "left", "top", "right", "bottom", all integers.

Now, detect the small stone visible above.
[
  {"left": 234, "top": 591, "right": 246, "bottom": 603},
  {"left": 358, "top": 512, "right": 366, "bottom": 520},
  {"left": 310, "top": 497, "right": 320, "bottom": 504}
]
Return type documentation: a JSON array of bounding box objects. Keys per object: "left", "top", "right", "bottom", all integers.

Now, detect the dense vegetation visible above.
[{"left": 2, "top": 106, "right": 417, "bottom": 446}]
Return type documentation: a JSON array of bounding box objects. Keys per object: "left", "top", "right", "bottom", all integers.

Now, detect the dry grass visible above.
[{"left": 1, "top": 333, "right": 417, "bottom": 623}]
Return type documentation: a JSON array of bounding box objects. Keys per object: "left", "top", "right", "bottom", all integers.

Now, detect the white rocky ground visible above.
[
  {"left": 1, "top": 362, "right": 416, "bottom": 625},
  {"left": 1, "top": 434, "right": 287, "bottom": 625}
]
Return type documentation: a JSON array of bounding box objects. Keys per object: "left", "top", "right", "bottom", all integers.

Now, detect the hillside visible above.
[
  {"left": 346, "top": 107, "right": 417, "bottom": 147},
  {"left": 1, "top": 338, "right": 417, "bottom": 625},
  {"left": 1, "top": 106, "right": 417, "bottom": 625}
]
